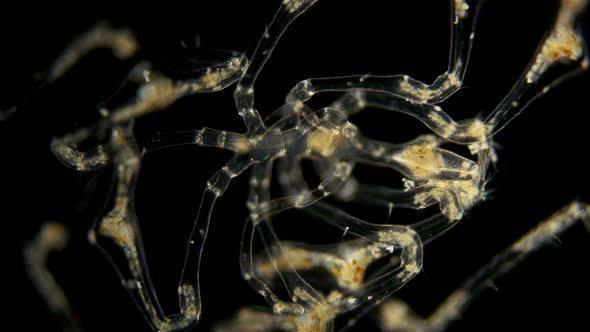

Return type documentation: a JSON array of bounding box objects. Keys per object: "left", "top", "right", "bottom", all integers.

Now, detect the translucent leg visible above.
[
  {"left": 177, "top": 155, "right": 254, "bottom": 320},
  {"left": 88, "top": 127, "right": 258, "bottom": 331},
  {"left": 51, "top": 53, "right": 246, "bottom": 170},
  {"left": 270, "top": 201, "right": 425, "bottom": 317},
  {"left": 272, "top": 146, "right": 448, "bottom": 325},
  {"left": 485, "top": 0, "right": 589, "bottom": 134},
  {"left": 252, "top": 161, "right": 352, "bottom": 218},
  {"left": 24, "top": 222, "right": 79, "bottom": 331},
  {"left": 90, "top": 126, "right": 172, "bottom": 331},
  {"left": 146, "top": 127, "right": 250, "bottom": 154},
  {"left": 48, "top": 22, "right": 139, "bottom": 82},
  {"left": 144, "top": 106, "right": 318, "bottom": 156},
  {"left": 108, "top": 55, "right": 246, "bottom": 123},
  {"left": 363, "top": 93, "right": 489, "bottom": 146},
  {"left": 276, "top": 142, "right": 460, "bottom": 235},
  {"left": 379, "top": 201, "right": 590, "bottom": 332},
  {"left": 47, "top": 19, "right": 244, "bottom": 94},
  {"left": 241, "top": 162, "right": 333, "bottom": 327},
  {"left": 328, "top": 90, "right": 367, "bottom": 117},
  {"left": 244, "top": 163, "right": 320, "bottom": 316},
  {"left": 234, "top": 0, "right": 319, "bottom": 133},
  {"left": 285, "top": 0, "right": 482, "bottom": 105},
  {"left": 327, "top": 89, "right": 492, "bottom": 153}
]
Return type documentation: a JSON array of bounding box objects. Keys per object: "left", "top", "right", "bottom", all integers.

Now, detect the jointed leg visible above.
[
  {"left": 51, "top": 51, "right": 246, "bottom": 170},
  {"left": 234, "top": 0, "right": 319, "bottom": 134},
  {"left": 241, "top": 161, "right": 332, "bottom": 324},
  {"left": 253, "top": 199, "right": 425, "bottom": 320},
  {"left": 285, "top": 0, "right": 482, "bottom": 105},
  {"left": 108, "top": 53, "right": 246, "bottom": 124},
  {"left": 177, "top": 155, "right": 254, "bottom": 318},
  {"left": 379, "top": 201, "right": 590, "bottom": 332},
  {"left": 252, "top": 160, "right": 352, "bottom": 218},
  {"left": 276, "top": 156, "right": 427, "bottom": 310},
  {"left": 145, "top": 127, "right": 250, "bottom": 154},
  {"left": 89, "top": 126, "right": 257, "bottom": 331},
  {"left": 328, "top": 89, "right": 493, "bottom": 157},
  {"left": 362, "top": 93, "right": 489, "bottom": 146},
  {"left": 485, "top": 0, "right": 588, "bottom": 134},
  {"left": 89, "top": 126, "right": 175, "bottom": 331}
]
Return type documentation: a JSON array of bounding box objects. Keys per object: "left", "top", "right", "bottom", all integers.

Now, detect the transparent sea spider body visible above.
[
  {"left": 18, "top": 0, "right": 590, "bottom": 331},
  {"left": 34, "top": 21, "right": 250, "bottom": 332},
  {"left": 189, "top": 0, "right": 590, "bottom": 330}
]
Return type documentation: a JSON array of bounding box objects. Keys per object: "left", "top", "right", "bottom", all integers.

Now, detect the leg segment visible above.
[
  {"left": 485, "top": 0, "right": 588, "bottom": 134},
  {"left": 285, "top": 0, "right": 482, "bottom": 105},
  {"left": 51, "top": 51, "right": 246, "bottom": 170},
  {"left": 363, "top": 93, "right": 489, "bottom": 146},
  {"left": 241, "top": 161, "right": 333, "bottom": 327},
  {"left": 177, "top": 155, "right": 254, "bottom": 318},
  {"left": 48, "top": 22, "right": 139, "bottom": 82},
  {"left": 90, "top": 126, "right": 174, "bottom": 331},
  {"left": 145, "top": 127, "right": 250, "bottom": 154},
  {"left": 24, "top": 222, "right": 79, "bottom": 331},
  {"left": 90, "top": 127, "right": 255, "bottom": 331},
  {"left": 379, "top": 201, "right": 590, "bottom": 332},
  {"left": 234, "top": 0, "right": 319, "bottom": 133},
  {"left": 252, "top": 160, "right": 352, "bottom": 218}
]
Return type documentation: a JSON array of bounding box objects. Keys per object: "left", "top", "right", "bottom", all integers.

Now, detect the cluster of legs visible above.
[{"left": 25, "top": 0, "right": 589, "bottom": 331}]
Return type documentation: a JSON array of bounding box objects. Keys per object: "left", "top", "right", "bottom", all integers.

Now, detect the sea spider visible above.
[{"left": 14, "top": 0, "right": 590, "bottom": 331}]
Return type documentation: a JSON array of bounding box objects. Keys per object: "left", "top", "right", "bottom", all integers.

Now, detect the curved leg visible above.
[
  {"left": 285, "top": 0, "right": 483, "bottom": 105},
  {"left": 89, "top": 126, "right": 174, "bottom": 331},
  {"left": 177, "top": 155, "right": 254, "bottom": 319},
  {"left": 253, "top": 199, "right": 425, "bottom": 323},
  {"left": 363, "top": 93, "right": 490, "bottom": 146},
  {"left": 327, "top": 89, "right": 493, "bottom": 154},
  {"left": 24, "top": 222, "right": 79, "bottom": 331},
  {"left": 252, "top": 160, "right": 352, "bottom": 218},
  {"left": 485, "top": 0, "right": 588, "bottom": 134},
  {"left": 380, "top": 201, "right": 590, "bottom": 332},
  {"left": 88, "top": 126, "right": 255, "bottom": 331},
  {"left": 50, "top": 50, "right": 246, "bottom": 170},
  {"left": 108, "top": 54, "right": 246, "bottom": 124},
  {"left": 48, "top": 22, "right": 139, "bottom": 82},
  {"left": 241, "top": 161, "right": 333, "bottom": 328},
  {"left": 234, "top": 0, "right": 319, "bottom": 133},
  {"left": 276, "top": 156, "right": 429, "bottom": 313}
]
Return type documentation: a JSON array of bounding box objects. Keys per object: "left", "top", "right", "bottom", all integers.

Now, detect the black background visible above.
[{"left": 3, "top": 0, "right": 590, "bottom": 331}]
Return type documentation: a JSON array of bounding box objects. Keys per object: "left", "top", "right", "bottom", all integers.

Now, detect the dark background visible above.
[{"left": 3, "top": 0, "right": 590, "bottom": 331}]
